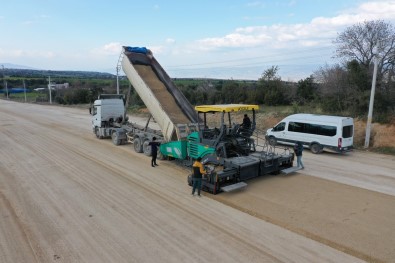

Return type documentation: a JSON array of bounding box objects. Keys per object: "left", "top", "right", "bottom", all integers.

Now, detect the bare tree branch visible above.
[{"left": 334, "top": 20, "right": 395, "bottom": 75}]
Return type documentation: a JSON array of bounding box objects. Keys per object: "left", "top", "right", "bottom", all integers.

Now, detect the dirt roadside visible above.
[{"left": 1, "top": 100, "right": 394, "bottom": 262}]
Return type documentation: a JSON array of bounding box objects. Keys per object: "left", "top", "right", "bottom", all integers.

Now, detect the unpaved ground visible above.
[{"left": 1, "top": 100, "right": 394, "bottom": 262}]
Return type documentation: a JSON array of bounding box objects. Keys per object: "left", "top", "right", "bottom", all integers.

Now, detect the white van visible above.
[{"left": 266, "top": 114, "right": 354, "bottom": 154}]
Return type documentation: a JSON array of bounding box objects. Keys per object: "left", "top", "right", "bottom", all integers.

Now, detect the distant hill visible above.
[
  {"left": 1, "top": 67, "right": 116, "bottom": 79},
  {"left": 1, "top": 63, "right": 36, "bottom": 70}
]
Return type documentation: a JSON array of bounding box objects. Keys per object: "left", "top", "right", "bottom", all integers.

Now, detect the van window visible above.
[
  {"left": 273, "top": 122, "right": 285, "bottom": 131},
  {"left": 342, "top": 125, "right": 353, "bottom": 138},
  {"left": 288, "top": 122, "right": 337, "bottom": 136}
]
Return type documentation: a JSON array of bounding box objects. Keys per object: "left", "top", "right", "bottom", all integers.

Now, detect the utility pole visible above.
[
  {"left": 48, "top": 76, "right": 52, "bottom": 104},
  {"left": 364, "top": 55, "right": 379, "bottom": 148},
  {"left": 23, "top": 79, "right": 27, "bottom": 102},
  {"left": 2, "top": 65, "right": 8, "bottom": 99},
  {"left": 5, "top": 81, "right": 9, "bottom": 99},
  {"left": 116, "top": 65, "right": 120, "bottom": 95},
  {"left": 116, "top": 50, "right": 124, "bottom": 95}
]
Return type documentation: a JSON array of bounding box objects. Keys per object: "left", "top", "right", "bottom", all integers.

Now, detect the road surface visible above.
[{"left": 1, "top": 100, "right": 394, "bottom": 262}]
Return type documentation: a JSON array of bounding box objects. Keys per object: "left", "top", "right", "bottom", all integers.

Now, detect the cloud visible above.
[
  {"left": 21, "top": 14, "right": 50, "bottom": 25},
  {"left": 246, "top": 1, "right": 265, "bottom": 8},
  {"left": 159, "top": 1, "right": 395, "bottom": 80},
  {"left": 91, "top": 42, "right": 122, "bottom": 56},
  {"left": 243, "top": 16, "right": 269, "bottom": 21},
  {"left": 165, "top": 38, "right": 176, "bottom": 44},
  {"left": 192, "top": 1, "right": 395, "bottom": 51},
  {"left": 22, "top": 20, "right": 34, "bottom": 25},
  {"left": 286, "top": 0, "right": 296, "bottom": 7},
  {"left": 150, "top": 46, "right": 165, "bottom": 55},
  {"left": 0, "top": 48, "right": 54, "bottom": 59}
]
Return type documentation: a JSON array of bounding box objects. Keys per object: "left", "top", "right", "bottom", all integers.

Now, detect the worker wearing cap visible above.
[{"left": 192, "top": 157, "right": 206, "bottom": 197}]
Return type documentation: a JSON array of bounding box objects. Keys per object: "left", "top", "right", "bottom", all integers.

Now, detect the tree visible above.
[
  {"left": 346, "top": 60, "right": 370, "bottom": 92},
  {"left": 333, "top": 20, "right": 395, "bottom": 118},
  {"left": 222, "top": 81, "right": 241, "bottom": 103},
  {"left": 260, "top": 66, "right": 280, "bottom": 82},
  {"left": 258, "top": 66, "right": 286, "bottom": 105},
  {"left": 296, "top": 76, "right": 317, "bottom": 104},
  {"left": 334, "top": 20, "right": 395, "bottom": 77},
  {"left": 314, "top": 64, "right": 350, "bottom": 113}
]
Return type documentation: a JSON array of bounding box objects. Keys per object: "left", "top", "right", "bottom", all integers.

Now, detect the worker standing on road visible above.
[
  {"left": 192, "top": 157, "right": 206, "bottom": 197},
  {"left": 294, "top": 141, "right": 305, "bottom": 169},
  {"left": 149, "top": 137, "right": 160, "bottom": 167}
]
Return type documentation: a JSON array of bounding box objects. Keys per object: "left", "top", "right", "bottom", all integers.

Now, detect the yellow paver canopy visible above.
[{"left": 195, "top": 104, "right": 259, "bottom": 113}]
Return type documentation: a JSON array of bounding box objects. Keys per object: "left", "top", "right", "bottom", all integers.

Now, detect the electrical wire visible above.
[{"left": 165, "top": 46, "right": 335, "bottom": 71}]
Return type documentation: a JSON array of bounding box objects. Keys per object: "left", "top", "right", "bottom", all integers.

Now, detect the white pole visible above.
[
  {"left": 23, "top": 79, "right": 27, "bottom": 102},
  {"left": 116, "top": 66, "right": 120, "bottom": 95},
  {"left": 2, "top": 65, "right": 7, "bottom": 99},
  {"left": 116, "top": 50, "right": 124, "bottom": 95},
  {"left": 364, "top": 56, "right": 379, "bottom": 148},
  {"left": 48, "top": 76, "right": 52, "bottom": 104},
  {"left": 5, "top": 81, "right": 8, "bottom": 99}
]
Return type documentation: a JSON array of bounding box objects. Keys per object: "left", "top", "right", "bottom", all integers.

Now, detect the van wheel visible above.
[
  {"left": 268, "top": 137, "right": 277, "bottom": 146},
  {"left": 143, "top": 140, "right": 152, "bottom": 156},
  {"left": 134, "top": 138, "right": 143, "bottom": 153},
  {"left": 310, "top": 143, "right": 322, "bottom": 154}
]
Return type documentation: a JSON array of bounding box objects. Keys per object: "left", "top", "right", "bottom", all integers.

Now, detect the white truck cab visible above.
[{"left": 91, "top": 95, "right": 125, "bottom": 131}]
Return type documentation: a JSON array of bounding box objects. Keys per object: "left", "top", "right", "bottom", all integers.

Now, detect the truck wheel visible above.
[
  {"left": 268, "top": 137, "right": 277, "bottom": 146},
  {"left": 143, "top": 140, "right": 152, "bottom": 156},
  {"left": 95, "top": 128, "right": 103, "bottom": 139},
  {"left": 95, "top": 128, "right": 99, "bottom": 138},
  {"left": 133, "top": 138, "right": 143, "bottom": 153},
  {"left": 310, "top": 143, "right": 322, "bottom": 154},
  {"left": 112, "top": 132, "right": 121, "bottom": 146}
]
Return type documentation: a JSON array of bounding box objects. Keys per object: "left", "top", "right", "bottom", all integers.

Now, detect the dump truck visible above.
[{"left": 90, "top": 46, "right": 295, "bottom": 194}]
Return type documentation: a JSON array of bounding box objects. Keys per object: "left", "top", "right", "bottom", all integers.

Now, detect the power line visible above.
[
  {"left": 165, "top": 46, "right": 334, "bottom": 70},
  {"left": 167, "top": 51, "right": 334, "bottom": 72}
]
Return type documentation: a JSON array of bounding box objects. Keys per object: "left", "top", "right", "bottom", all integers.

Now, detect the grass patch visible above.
[{"left": 369, "top": 147, "right": 395, "bottom": 155}]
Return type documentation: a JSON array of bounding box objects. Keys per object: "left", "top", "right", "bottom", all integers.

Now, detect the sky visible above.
[{"left": 1, "top": 0, "right": 395, "bottom": 81}]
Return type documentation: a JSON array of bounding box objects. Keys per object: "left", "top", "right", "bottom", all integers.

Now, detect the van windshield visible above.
[
  {"left": 343, "top": 125, "right": 353, "bottom": 138},
  {"left": 273, "top": 122, "right": 285, "bottom": 131}
]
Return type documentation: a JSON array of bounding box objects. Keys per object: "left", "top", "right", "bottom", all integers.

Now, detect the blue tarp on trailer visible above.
[{"left": 125, "top": 47, "right": 148, "bottom": 54}]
